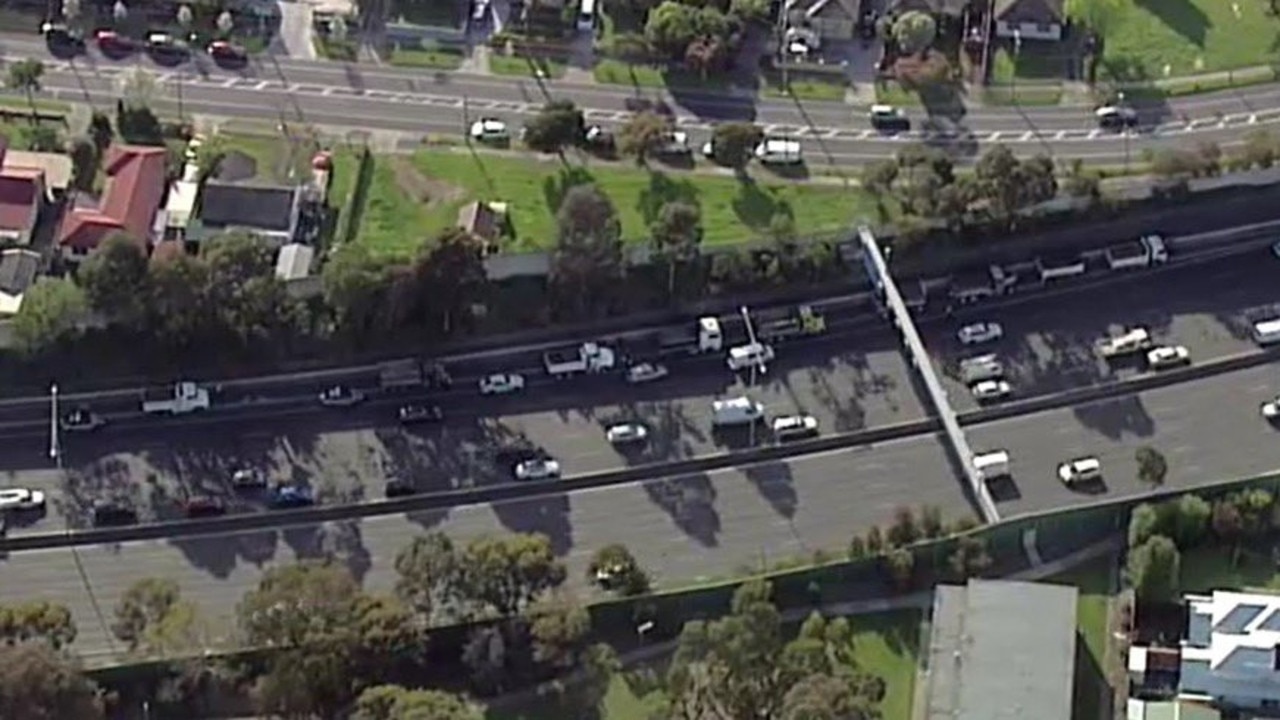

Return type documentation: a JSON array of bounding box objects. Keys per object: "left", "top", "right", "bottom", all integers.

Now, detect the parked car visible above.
[
  {"left": 515, "top": 458, "right": 561, "bottom": 480},
  {"left": 479, "top": 373, "right": 525, "bottom": 395},
  {"left": 1146, "top": 345, "right": 1190, "bottom": 370},
  {"left": 771, "top": 414, "right": 819, "bottom": 440},
  {"left": 1261, "top": 396, "right": 1280, "bottom": 422},
  {"left": 385, "top": 479, "right": 417, "bottom": 498},
  {"left": 398, "top": 404, "right": 443, "bottom": 424},
  {"left": 60, "top": 407, "right": 105, "bottom": 432},
  {"left": 318, "top": 385, "right": 365, "bottom": 408},
  {"left": 0, "top": 488, "right": 45, "bottom": 511},
  {"left": 605, "top": 423, "right": 648, "bottom": 444},
  {"left": 268, "top": 484, "right": 315, "bottom": 508},
  {"left": 957, "top": 322, "right": 1004, "bottom": 346},
  {"left": 970, "top": 379, "right": 1012, "bottom": 402},
  {"left": 1057, "top": 457, "right": 1103, "bottom": 485},
  {"left": 230, "top": 468, "right": 267, "bottom": 489},
  {"left": 184, "top": 495, "right": 227, "bottom": 518},
  {"left": 626, "top": 362, "right": 669, "bottom": 384},
  {"left": 92, "top": 500, "right": 137, "bottom": 527},
  {"left": 470, "top": 118, "right": 509, "bottom": 143}
]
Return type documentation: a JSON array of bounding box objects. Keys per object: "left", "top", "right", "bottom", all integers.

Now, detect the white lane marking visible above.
[
  {"left": 1021, "top": 131, "right": 1034, "bottom": 141},
  {"left": 989, "top": 131, "right": 1002, "bottom": 141}
]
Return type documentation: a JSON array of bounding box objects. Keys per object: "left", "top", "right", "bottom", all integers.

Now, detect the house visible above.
[
  {"left": 0, "top": 249, "right": 42, "bottom": 316},
  {"left": 993, "top": 0, "right": 1064, "bottom": 41},
  {"left": 924, "top": 579, "right": 1077, "bottom": 720},
  {"left": 0, "top": 137, "right": 50, "bottom": 246},
  {"left": 57, "top": 145, "right": 167, "bottom": 261},
  {"left": 784, "top": 0, "right": 862, "bottom": 41},
  {"left": 275, "top": 242, "right": 315, "bottom": 281},
  {"left": 189, "top": 181, "right": 304, "bottom": 246},
  {"left": 1179, "top": 589, "right": 1280, "bottom": 710},
  {"left": 456, "top": 200, "right": 509, "bottom": 245}
]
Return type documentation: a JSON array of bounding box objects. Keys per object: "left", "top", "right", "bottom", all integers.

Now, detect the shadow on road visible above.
[{"left": 643, "top": 471, "right": 721, "bottom": 547}]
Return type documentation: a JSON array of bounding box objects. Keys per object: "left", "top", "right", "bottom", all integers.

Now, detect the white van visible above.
[
  {"left": 727, "top": 342, "right": 775, "bottom": 371},
  {"left": 972, "top": 451, "right": 1010, "bottom": 482},
  {"left": 712, "top": 396, "right": 764, "bottom": 426},
  {"left": 960, "top": 354, "right": 1004, "bottom": 383},
  {"left": 1253, "top": 318, "right": 1280, "bottom": 345},
  {"left": 577, "top": 0, "right": 596, "bottom": 33}
]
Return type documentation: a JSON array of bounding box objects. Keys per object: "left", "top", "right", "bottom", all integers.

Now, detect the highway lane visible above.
[
  {"left": 967, "top": 360, "right": 1280, "bottom": 518},
  {"left": 8, "top": 57, "right": 1280, "bottom": 165},
  {"left": 0, "top": 434, "right": 971, "bottom": 662}
]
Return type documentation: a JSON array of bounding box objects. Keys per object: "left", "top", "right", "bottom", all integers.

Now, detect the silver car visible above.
[
  {"left": 515, "top": 458, "right": 561, "bottom": 480},
  {"left": 606, "top": 423, "right": 649, "bottom": 444}
]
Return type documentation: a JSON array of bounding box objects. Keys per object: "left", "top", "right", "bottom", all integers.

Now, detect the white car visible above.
[
  {"left": 771, "top": 414, "right": 819, "bottom": 440},
  {"left": 1095, "top": 105, "right": 1137, "bottom": 130},
  {"left": 1146, "top": 345, "right": 1190, "bottom": 370},
  {"left": 1057, "top": 457, "right": 1102, "bottom": 485},
  {"left": 626, "top": 362, "right": 669, "bottom": 384},
  {"left": 515, "top": 458, "right": 561, "bottom": 480},
  {"left": 479, "top": 373, "right": 525, "bottom": 395},
  {"left": 957, "top": 322, "right": 1004, "bottom": 346},
  {"left": 970, "top": 379, "right": 1012, "bottom": 401},
  {"left": 1262, "top": 397, "right": 1280, "bottom": 421},
  {"left": 754, "top": 138, "right": 803, "bottom": 165},
  {"left": 469, "top": 118, "right": 509, "bottom": 142},
  {"left": 318, "top": 385, "right": 365, "bottom": 408},
  {"left": 605, "top": 423, "right": 649, "bottom": 444},
  {"left": 0, "top": 488, "right": 45, "bottom": 511}
]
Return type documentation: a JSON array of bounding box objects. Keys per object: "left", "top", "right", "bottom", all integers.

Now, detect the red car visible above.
[
  {"left": 207, "top": 40, "right": 246, "bottom": 61},
  {"left": 184, "top": 495, "right": 227, "bottom": 518},
  {"left": 94, "top": 29, "right": 131, "bottom": 52}
]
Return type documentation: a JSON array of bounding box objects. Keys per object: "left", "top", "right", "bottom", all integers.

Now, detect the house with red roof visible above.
[
  {"left": 57, "top": 144, "right": 167, "bottom": 262},
  {"left": 0, "top": 137, "right": 48, "bottom": 247}
]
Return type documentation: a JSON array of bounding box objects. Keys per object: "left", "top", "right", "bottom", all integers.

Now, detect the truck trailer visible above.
[
  {"left": 544, "top": 342, "right": 617, "bottom": 378},
  {"left": 1105, "top": 234, "right": 1168, "bottom": 270},
  {"left": 378, "top": 359, "right": 452, "bottom": 391},
  {"left": 752, "top": 305, "right": 827, "bottom": 343},
  {"left": 142, "top": 382, "right": 211, "bottom": 415}
]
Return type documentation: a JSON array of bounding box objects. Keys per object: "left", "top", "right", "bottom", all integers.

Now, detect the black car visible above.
[
  {"left": 41, "top": 23, "right": 85, "bottom": 55},
  {"left": 92, "top": 501, "right": 137, "bottom": 527},
  {"left": 398, "top": 404, "right": 443, "bottom": 425},
  {"left": 385, "top": 479, "right": 417, "bottom": 498}
]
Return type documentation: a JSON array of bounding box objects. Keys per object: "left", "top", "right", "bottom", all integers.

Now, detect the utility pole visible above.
[
  {"left": 740, "top": 306, "right": 767, "bottom": 447},
  {"left": 49, "top": 383, "right": 59, "bottom": 466}
]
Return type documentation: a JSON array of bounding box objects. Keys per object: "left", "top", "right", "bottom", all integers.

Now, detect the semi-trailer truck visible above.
[
  {"left": 1105, "top": 234, "right": 1168, "bottom": 270},
  {"left": 751, "top": 305, "right": 827, "bottom": 343},
  {"left": 141, "top": 382, "right": 211, "bottom": 415},
  {"left": 544, "top": 342, "right": 617, "bottom": 378},
  {"left": 378, "top": 359, "right": 452, "bottom": 391},
  {"left": 653, "top": 317, "right": 724, "bottom": 356}
]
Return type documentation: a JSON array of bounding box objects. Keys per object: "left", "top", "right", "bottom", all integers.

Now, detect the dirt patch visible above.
[{"left": 388, "top": 156, "right": 467, "bottom": 207}]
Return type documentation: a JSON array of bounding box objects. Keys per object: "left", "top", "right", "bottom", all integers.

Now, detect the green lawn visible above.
[
  {"left": 850, "top": 611, "right": 921, "bottom": 720},
  {"left": 1100, "top": 0, "right": 1280, "bottom": 82},
  {"left": 217, "top": 132, "right": 331, "bottom": 185},
  {"left": 763, "top": 75, "right": 849, "bottom": 102},
  {"left": 594, "top": 59, "right": 729, "bottom": 92},
  {"left": 1180, "top": 544, "right": 1280, "bottom": 594},
  {"left": 389, "top": 46, "right": 465, "bottom": 70},
  {"left": 489, "top": 54, "right": 567, "bottom": 79},
  {"left": 1047, "top": 556, "right": 1115, "bottom": 720},
  {"left": 345, "top": 149, "right": 875, "bottom": 256}
]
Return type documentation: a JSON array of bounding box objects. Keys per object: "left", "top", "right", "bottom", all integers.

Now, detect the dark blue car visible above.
[{"left": 269, "top": 484, "right": 315, "bottom": 509}]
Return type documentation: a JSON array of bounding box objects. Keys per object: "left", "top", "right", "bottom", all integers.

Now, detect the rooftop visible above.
[
  {"left": 198, "top": 181, "right": 299, "bottom": 233},
  {"left": 1181, "top": 590, "right": 1280, "bottom": 701},
  {"left": 57, "top": 145, "right": 167, "bottom": 251}
]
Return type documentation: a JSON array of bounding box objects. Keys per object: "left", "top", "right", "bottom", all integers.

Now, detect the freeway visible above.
[{"left": 2, "top": 37, "right": 1280, "bottom": 164}]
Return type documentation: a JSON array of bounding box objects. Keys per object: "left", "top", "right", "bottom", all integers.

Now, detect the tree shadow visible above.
[
  {"left": 541, "top": 165, "right": 595, "bottom": 216},
  {"left": 168, "top": 528, "right": 282, "bottom": 580},
  {"left": 731, "top": 178, "right": 793, "bottom": 230},
  {"left": 1070, "top": 394, "right": 1156, "bottom": 441},
  {"left": 281, "top": 519, "right": 373, "bottom": 584},
  {"left": 642, "top": 472, "right": 720, "bottom": 547},
  {"left": 741, "top": 460, "right": 797, "bottom": 520},
  {"left": 1134, "top": 0, "right": 1209, "bottom": 46},
  {"left": 636, "top": 171, "right": 701, "bottom": 226},
  {"left": 491, "top": 490, "right": 574, "bottom": 556}
]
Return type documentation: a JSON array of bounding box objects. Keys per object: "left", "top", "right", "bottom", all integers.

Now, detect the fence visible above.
[{"left": 333, "top": 144, "right": 373, "bottom": 247}]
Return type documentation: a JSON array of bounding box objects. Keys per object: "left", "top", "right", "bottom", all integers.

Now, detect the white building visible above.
[{"left": 1180, "top": 590, "right": 1280, "bottom": 710}]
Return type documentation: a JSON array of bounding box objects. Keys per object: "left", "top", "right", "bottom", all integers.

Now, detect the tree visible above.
[
  {"left": 112, "top": 0, "right": 128, "bottom": 26},
  {"left": 618, "top": 111, "right": 675, "bottom": 165},
  {"left": 527, "top": 594, "right": 591, "bottom": 669},
  {"left": 322, "top": 243, "right": 395, "bottom": 344},
  {"left": 883, "top": 549, "right": 914, "bottom": 589},
  {"left": 11, "top": 278, "right": 87, "bottom": 354},
  {"left": 730, "top": 0, "right": 769, "bottom": 23},
  {"left": 685, "top": 35, "right": 726, "bottom": 78},
  {"left": 552, "top": 184, "right": 625, "bottom": 319},
  {"left": 78, "top": 232, "right": 150, "bottom": 324},
  {"left": 454, "top": 533, "right": 567, "bottom": 616},
  {"left": 522, "top": 99, "right": 586, "bottom": 158},
  {"left": 6, "top": 59, "right": 45, "bottom": 122},
  {"left": 0, "top": 642, "right": 104, "bottom": 720},
  {"left": 330, "top": 15, "right": 350, "bottom": 43},
  {"left": 974, "top": 145, "right": 1056, "bottom": 220},
  {"left": 709, "top": 122, "right": 763, "bottom": 170},
  {"left": 651, "top": 200, "right": 703, "bottom": 299},
  {"left": 1127, "top": 535, "right": 1180, "bottom": 604},
  {"left": 1136, "top": 446, "right": 1168, "bottom": 486},
  {"left": 1229, "top": 488, "right": 1275, "bottom": 537},
  {"left": 88, "top": 112, "right": 113, "bottom": 153},
  {"left": 1242, "top": 129, "right": 1277, "bottom": 169},
  {"left": 0, "top": 601, "right": 77, "bottom": 649},
  {"left": 945, "top": 535, "right": 992, "bottom": 581},
  {"left": 892, "top": 11, "right": 936, "bottom": 55},
  {"left": 1211, "top": 499, "right": 1245, "bottom": 546},
  {"left": 587, "top": 543, "right": 649, "bottom": 595},
  {"left": 1065, "top": 0, "right": 1122, "bottom": 34},
  {"left": 1170, "top": 494, "right": 1211, "bottom": 549},
  {"left": 397, "top": 227, "right": 488, "bottom": 335},
  {"left": 920, "top": 505, "right": 944, "bottom": 539},
  {"left": 1128, "top": 502, "right": 1160, "bottom": 549},
  {"left": 112, "top": 578, "right": 201, "bottom": 656},
  {"left": 393, "top": 532, "right": 463, "bottom": 623},
  {"left": 119, "top": 66, "right": 159, "bottom": 108},
  {"left": 216, "top": 10, "right": 235, "bottom": 36},
  {"left": 15, "top": 124, "right": 61, "bottom": 152},
  {"left": 68, "top": 137, "right": 97, "bottom": 192},
  {"left": 848, "top": 535, "right": 868, "bottom": 559},
  {"left": 1150, "top": 148, "right": 1205, "bottom": 179},
  {"left": 352, "top": 685, "right": 483, "bottom": 720},
  {"left": 62, "top": 0, "right": 82, "bottom": 27},
  {"left": 147, "top": 252, "right": 213, "bottom": 348},
  {"left": 860, "top": 159, "right": 899, "bottom": 198},
  {"left": 176, "top": 4, "right": 193, "bottom": 33},
  {"left": 885, "top": 506, "right": 920, "bottom": 548},
  {"left": 1062, "top": 158, "right": 1101, "bottom": 200},
  {"left": 780, "top": 674, "right": 873, "bottom": 720},
  {"left": 645, "top": 1, "right": 699, "bottom": 57},
  {"left": 865, "top": 525, "right": 885, "bottom": 554},
  {"left": 203, "top": 232, "right": 295, "bottom": 342}
]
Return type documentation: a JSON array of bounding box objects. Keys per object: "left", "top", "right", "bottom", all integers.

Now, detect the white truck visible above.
[
  {"left": 712, "top": 396, "right": 765, "bottom": 426},
  {"left": 543, "top": 342, "right": 617, "bottom": 378},
  {"left": 1096, "top": 327, "right": 1153, "bottom": 358},
  {"left": 1105, "top": 234, "right": 1169, "bottom": 270},
  {"left": 142, "top": 382, "right": 211, "bottom": 415}
]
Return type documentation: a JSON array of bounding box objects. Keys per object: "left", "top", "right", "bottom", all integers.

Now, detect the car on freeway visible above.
[
  {"left": 1146, "top": 345, "right": 1191, "bottom": 370},
  {"left": 755, "top": 137, "right": 804, "bottom": 166},
  {"left": 1057, "top": 457, "right": 1103, "bottom": 486},
  {"left": 385, "top": 478, "right": 417, "bottom": 498},
  {"left": 1095, "top": 105, "right": 1138, "bottom": 131},
  {"left": 92, "top": 500, "right": 137, "bottom": 527},
  {"left": 869, "top": 104, "right": 909, "bottom": 132},
  {"left": 184, "top": 495, "right": 227, "bottom": 518},
  {"left": 626, "top": 362, "right": 669, "bottom": 384},
  {"left": 771, "top": 414, "right": 819, "bottom": 440},
  {"left": 1262, "top": 396, "right": 1280, "bottom": 422},
  {"left": 94, "top": 29, "right": 134, "bottom": 53},
  {"left": 470, "top": 118, "right": 509, "bottom": 143},
  {"left": 970, "top": 379, "right": 1012, "bottom": 402},
  {"left": 319, "top": 385, "right": 366, "bottom": 408},
  {"left": 207, "top": 40, "right": 247, "bottom": 63},
  {"left": 605, "top": 423, "right": 648, "bottom": 444},
  {"left": 957, "top": 322, "right": 1004, "bottom": 346},
  {"left": 479, "top": 373, "right": 525, "bottom": 395},
  {"left": 146, "top": 32, "right": 187, "bottom": 58},
  {"left": 230, "top": 468, "right": 267, "bottom": 489},
  {"left": 60, "top": 407, "right": 105, "bottom": 432},
  {"left": 0, "top": 488, "right": 45, "bottom": 511},
  {"left": 268, "top": 483, "right": 315, "bottom": 509},
  {"left": 515, "top": 458, "right": 561, "bottom": 481},
  {"left": 398, "top": 404, "right": 444, "bottom": 424}
]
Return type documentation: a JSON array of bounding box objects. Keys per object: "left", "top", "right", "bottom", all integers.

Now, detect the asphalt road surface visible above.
[
  {"left": 3, "top": 36, "right": 1280, "bottom": 164},
  {"left": 0, "top": 433, "right": 970, "bottom": 663}
]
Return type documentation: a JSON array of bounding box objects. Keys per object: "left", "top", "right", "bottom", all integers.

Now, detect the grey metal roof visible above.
[
  {"left": 925, "top": 579, "right": 1078, "bottom": 720},
  {"left": 0, "top": 249, "right": 40, "bottom": 296},
  {"left": 198, "top": 181, "right": 298, "bottom": 232}
]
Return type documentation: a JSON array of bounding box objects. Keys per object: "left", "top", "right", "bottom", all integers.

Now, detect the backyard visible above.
[
  {"left": 1098, "top": 0, "right": 1280, "bottom": 82},
  {"left": 1179, "top": 543, "right": 1280, "bottom": 594},
  {"left": 338, "top": 148, "right": 876, "bottom": 258},
  {"left": 489, "top": 609, "right": 921, "bottom": 720}
]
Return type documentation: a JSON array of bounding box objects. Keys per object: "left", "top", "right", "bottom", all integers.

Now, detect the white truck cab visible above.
[
  {"left": 972, "top": 450, "right": 1010, "bottom": 482},
  {"left": 712, "top": 396, "right": 764, "bottom": 426}
]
